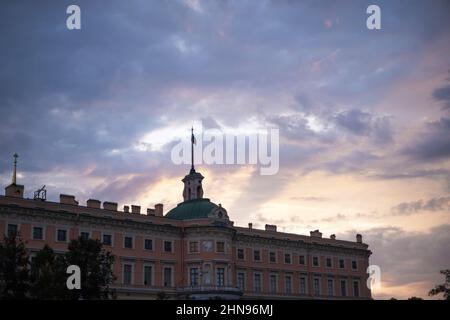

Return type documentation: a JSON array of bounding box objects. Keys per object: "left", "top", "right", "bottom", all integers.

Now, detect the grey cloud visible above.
[
  {"left": 391, "top": 196, "right": 450, "bottom": 216},
  {"left": 433, "top": 85, "right": 450, "bottom": 110},
  {"left": 334, "top": 109, "right": 393, "bottom": 145},
  {"left": 339, "top": 225, "right": 450, "bottom": 299},
  {"left": 403, "top": 117, "right": 450, "bottom": 162}
]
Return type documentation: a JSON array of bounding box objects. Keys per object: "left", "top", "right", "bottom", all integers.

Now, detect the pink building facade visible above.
[{"left": 0, "top": 164, "right": 372, "bottom": 300}]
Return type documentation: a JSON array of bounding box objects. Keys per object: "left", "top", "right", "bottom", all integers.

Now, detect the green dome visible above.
[{"left": 165, "top": 198, "right": 228, "bottom": 220}]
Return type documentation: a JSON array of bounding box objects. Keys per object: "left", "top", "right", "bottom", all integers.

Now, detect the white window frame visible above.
[
  {"left": 215, "top": 241, "right": 226, "bottom": 254},
  {"left": 352, "top": 280, "right": 360, "bottom": 297},
  {"left": 101, "top": 232, "right": 114, "bottom": 247},
  {"left": 326, "top": 256, "right": 333, "bottom": 268},
  {"left": 313, "top": 277, "right": 321, "bottom": 296},
  {"left": 285, "top": 274, "right": 293, "bottom": 294},
  {"left": 162, "top": 265, "right": 174, "bottom": 287},
  {"left": 312, "top": 255, "right": 320, "bottom": 267},
  {"left": 31, "top": 225, "right": 45, "bottom": 241},
  {"left": 188, "top": 241, "right": 199, "bottom": 254},
  {"left": 163, "top": 240, "right": 174, "bottom": 253},
  {"left": 237, "top": 271, "right": 246, "bottom": 291},
  {"left": 299, "top": 254, "right": 306, "bottom": 266},
  {"left": 327, "top": 278, "right": 335, "bottom": 296},
  {"left": 284, "top": 252, "right": 292, "bottom": 264},
  {"left": 55, "top": 227, "right": 69, "bottom": 243},
  {"left": 253, "top": 249, "right": 261, "bottom": 262},
  {"left": 253, "top": 272, "right": 262, "bottom": 293},
  {"left": 216, "top": 266, "right": 226, "bottom": 287},
  {"left": 339, "top": 258, "right": 346, "bottom": 269},
  {"left": 142, "top": 263, "right": 155, "bottom": 287},
  {"left": 122, "top": 262, "right": 134, "bottom": 285},
  {"left": 143, "top": 237, "right": 154, "bottom": 251},
  {"left": 299, "top": 275, "right": 308, "bottom": 294},
  {"left": 237, "top": 247, "right": 246, "bottom": 260},
  {"left": 5, "top": 222, "right": 21, "bottom": 237},
  {"left": 269, "top": 273, "right": 278, "bottom": 294},
  {"left": 189, "top": 266, "right": 200, "bottom": 287},
  {"left": 123, "top": 235, "right": 134, "bottom": 249},
  {"left": 269, "top": 251, "right": 277, "bottom": 263}
]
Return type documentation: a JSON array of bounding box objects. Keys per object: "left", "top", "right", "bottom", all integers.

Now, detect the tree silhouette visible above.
[
  {"left": 65, "top": 237, "right": 116, "bottom": 300},
  {"left": 0, "top": 233, "right": 30, "bottom": 299},
  {"left": 428, "top": 269, "right": 450, "bottom": 300},
  {"left": 29, "top": 245, "right": 69, "bottom": 299}
]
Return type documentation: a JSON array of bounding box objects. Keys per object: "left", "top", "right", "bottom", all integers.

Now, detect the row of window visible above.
[
  {"left": 188, "top": 241, "right": 226, "bottom": 253},
  {"left": 6, "top": 223, "right": 174, "bottom": 253},
  {"left": 122, "top": 264, "right": 174, "bottom": 287},
  {"left": 188, "top": 267, "right": 226, "bottom": 287},
  {"left": 237, "top": 272, "right": 361, "bottom": 297},
  {"left": 237, "top": 248, "right": 358, "bottom": 270}
]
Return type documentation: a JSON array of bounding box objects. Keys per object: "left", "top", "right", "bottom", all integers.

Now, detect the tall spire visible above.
[
  {"left": 190, "top": 127, "right": 196, "bottom": 174},
  {"left": 12, "top": 153, "right": 18, "bottom": 185}
]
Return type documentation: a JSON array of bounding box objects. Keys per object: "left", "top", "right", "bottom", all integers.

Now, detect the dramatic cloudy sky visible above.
[{"left": 1, "top": 0, "right": 449, "bottom": 299}]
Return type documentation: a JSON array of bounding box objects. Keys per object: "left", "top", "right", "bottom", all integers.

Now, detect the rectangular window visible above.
[
  {"left": 352, "top": 260, "right": 358, "bottom": 270},
  {"left": 353, "top": 280, "right": 360, "bottom": 297},
  {"left": 300, "top": 277, "right": 307, "bottom": 294},
  {"left": 144, "top": 265, "right": 152, "bottom": 286},
  {"left": 164, "top": 241, "right": 172, "bottom": 253},
  {"left": 237, "top": 248, "right": 245, "bottom": 260},
  {"left": 80, "top": 232, "right": 89, "bottom": 240},
  {"left": 339, "top": 259, "right": 345, "bottom": 269},
  {"left": 123, "top": 264, "right": 132, "bottom": 285},
  {"left": 269, "top": 251, "right": 276, "bottom": 263},
  {"left": 216, "top": 241, "right": 225, "bottom": 253},
  {"left": 32, "top": 227, "right": 43, "bottom": 240},
  {"left": 340, "top": 280, "right": 347, "bottom": 297},
  {"left": 189, "top": 241, "right": 199, "bottom": 253},
  {"left": 216, "top": 268, "right": 225, "bottom": 287},
  {"left": 313, "top": 278, "right": 321, "bottom": 296},
  {"left": 327, "top": 279, "right": 334, "bottom": 296},
  {"left": 326, "top": 257, "right": 332, "bottom": 268},
  {"left": 237, "top": 272, "right": 245, "bottom": 291},
  {"left": 299, "top": 255, "right": 306, "bottom": 265},
  {"left": 57, "top": 229, "right": 67, "bottom": 242},
  {"left": 7, "top": 224, "right": 18, "bottom": 237},
  {"left": 269, "top": 274, "right": 277, "bottom": 294},
  {"left": 163, "top": 267, "right": 172, "bottom": 287},
  {"left": 284, "top": 253, "right": 291, "bottom": 264},
  {"left": 313, "top": 256, "right": 319, "bottom": 267},
  {"left": 144, "top": 239, "right": 153, "bottom": 250},
  {"left": 124, "top": 236, "right": 133, "bottom": 249},
  {"left": 253, "top": 250, "right": 261, "bottom": 261},
  {"left": 102, "top": 234, "right": 112, "bottom": 246},
  {"left": 190, "top": 268, "right": 199, "bottom": 287},
  {"left": 254, "top": 273, "right": 262, "bottom": 293},
  {"left": 285, "top": 275, "right": 292, "bottom": 294}
]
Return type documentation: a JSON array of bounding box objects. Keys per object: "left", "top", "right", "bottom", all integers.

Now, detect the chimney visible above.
[
  {"left": 124, "top": 205, "right": 130, "bottom": 213},
  {"left": 248, "top": 223, "right": 253, "bottom": 229},
  {"left": 131, "top": 205, "right": 141, "bottom": 214},
  {"left": 87, "top": 199, "right": 101, "bottom": 209},
  {"left": 356, "top": 234, "right": 362, "bottom": 243},
  {"left": 60, "top": 194, "right": 78, "bottom": 205},
  {"left": 155, "top": 203, "right": 163, "bottom": 217},
  {"left": 103, "top": 201, "right": 118, "bottom": 211},
  {"left": 265, "top": 224, "right": 277, "bottom": 232},
  {"left": 330, "top": 234, "right": 336, "bottom": 240},
  {"left": 310, "top": 229, "right": 322, "bottom": 238},
  {"left": 147, "top": 208, "right": 155, "bottom": 216}
]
